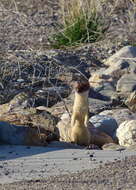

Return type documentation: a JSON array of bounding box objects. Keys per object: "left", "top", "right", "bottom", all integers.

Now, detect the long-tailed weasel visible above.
[
  {"left": 70, "top": 80, "right": 90, "bottom": 146},
  {"left": 71, "top": 80, "right": 90, "bottom": 128}
]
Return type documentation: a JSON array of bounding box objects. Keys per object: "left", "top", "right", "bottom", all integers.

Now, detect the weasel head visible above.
[{"left": 73, "top": 80, "right": 90, "bottom": 93}]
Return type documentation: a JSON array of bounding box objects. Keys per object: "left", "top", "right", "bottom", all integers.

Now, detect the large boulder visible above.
[
  {"left": 99, "top": 108, "right": 136, "bottom": 125},
  {"left": 116, "top": 120, "right": 136, "bottom": 147},
  {"left": 89, "top": 115, "right": 118, "bottom": 139},
  {"left": 103, "top": 46, "right": 136, "bottom": 81},
  {"left": 94, "top": 82, "right": 116, "bottom": 100},
  {"left": 88, "top": 97, "right": 112, "bottom": 114},
  {"left": 105, "top": 46, "right": 136, "bottom": 66},
  {"left": 0, "top": 107, "right": 58, "bottom": 133},
  {"left": 116, "top": 73, "right": 136, "bottom": 94},
  {"left": 102, "top": 143, "right": 126, "bottom": 151},
  {"left": 89, "top": 73, "right": 120, "bottom": 104},
  {"left": 104, "top": 60, "right": 130, "bottom": 79},
  {"left": 0, "top": 92, "right": 59, "bottom": 146},
  {"left": 0, "top": 121, "right": 48, "bottom": 146}
]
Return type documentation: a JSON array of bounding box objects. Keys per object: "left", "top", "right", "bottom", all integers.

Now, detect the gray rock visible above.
[
  {"left": 105, "top": 46, "right": 136, "bottom": 66},
  {"left": 104, "top": 59, "right": 130, "bottom": 79},
  {"left": 102, "top": 143, "right": 126, "bottom": 151},
  {"left": 88, "top": 97, "right": 111, "bottom": 114},
  {"left": 89, "top": 115, "right": 118, "bottom": 139},
  {"left": 0, "top": 121, "right": 50, "bottom": 146},
  {"left": 99, "top": 109, "right": 136, "bottom": 125},
  {"left": 116, "top": 120, "right": 136, "bottom": 147},
  {"left": 0, "top": 122, "right": 26, "bottom": 145},
  {"left": 94, "top": 82, "right": 116, "bottom": 100},
  {"left": 116, "top": 73, "right": 136, "bottom": 93}
]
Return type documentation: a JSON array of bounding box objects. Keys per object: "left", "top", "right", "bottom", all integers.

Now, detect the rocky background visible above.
[
  {"left": 0, "top": 0, "right": 136, "bottom": 189},
  {"left": 0, "top": 0, "right": 136, "bottom": 148}
]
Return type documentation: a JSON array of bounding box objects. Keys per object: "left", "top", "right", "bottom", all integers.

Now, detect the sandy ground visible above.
[{"left": 0, "top": 143, "right": 136, "bottom": 186}]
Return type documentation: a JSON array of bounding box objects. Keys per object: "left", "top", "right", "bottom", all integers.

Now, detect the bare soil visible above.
[{"left": 1, "top": 155, "right": 136, "bottom": 190}]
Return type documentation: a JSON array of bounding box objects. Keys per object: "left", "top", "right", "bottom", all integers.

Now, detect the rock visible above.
[
  {"left": 102, "top": 143, "right": 126, "bottom": 151},
  {"left": 125, "top": 91, "right": 136, "bottom": 112},
  {"left": 88, "top": 97, "right": 112, "bottom": 115},
  {"left": 0, "top": 92, "right": 30, "bottom": 117},
  {"left": 95, "top": 82, "right": 116, "bottom": 100},
  {"left": 0, "top": 121, "right": 48, "bottom": 146},
  {"left": 99, "top": 108, "right": 136, "bottom": 125},
  {"left": 105, "top": 46, "right": 136, "bottom": 66},
  {"left": 89, "top": 115, "right": 118, "bottom": 139},
  {"left": 89, "top": 72, "right": 119, "bottom": 102},
  {"left": 0, "top": 107, "right": 58, "bottom": 134},
  {"left": 57, "top": 112, "right": 71, "bottom": 142},
  {"left": 0, "top": 85, "right": 71, "bottom": 112},
  {"left": 89, "top": 61, "right": 133, "bottom": 91},
  {"left": 116, "top": 120, "right": 136, "bottom": 147},
  {"left": 17, "top": 79, "right": 25, "bottom": 83},
  {"left": 0, "top": 92, "right": 59, "bottom": 130},
  {"left": 89, "top": 72, "right": 113, "bottom": 88},
  {"left": 103, "top": 46, "right": 136, "bottom": 81},
  {"left": 88, "top": 125, "right": 114, "bottom": 147},
  {"left": 116, "top": 73, "right": 136, "bottom": 94},
  {"left": 90, "top": 47, "right": 136, "bottom": 89},
  {"left": 104, "top": 60, "right": 130, "bottom": 79},
  {"left": 0, "top": 92, "right": 60, "bottom": 146},
  {"left": 0, "top": 105, "right": 59, "bottom": 146},
  {"left": 126, "top": 144, "right": 136, "bottom": 151}
]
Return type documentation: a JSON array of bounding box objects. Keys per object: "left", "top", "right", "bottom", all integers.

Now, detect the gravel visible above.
[{"left": 1, "top": 155, "right": 136, "bottom": 190}]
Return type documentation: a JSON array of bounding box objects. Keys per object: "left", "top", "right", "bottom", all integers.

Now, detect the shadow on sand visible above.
[{"left": 0, "top": 141, "right": 83, "bottom": 161}]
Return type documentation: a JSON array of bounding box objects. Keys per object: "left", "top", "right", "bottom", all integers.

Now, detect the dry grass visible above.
[
  {"left": 0, "top": 0, "right": 135, "bottom": 50},
  {"left": 0, "top": 0, "right": 135, "bottom": 105},
  {"left": 60, "top": 0, "right": 102, "bottom": 25},
  {"left": 51, "top": 0, "right": 136, "bottom": 48},
  {"left": 51, "top": 0, "right": 107, "bottom": 48}
]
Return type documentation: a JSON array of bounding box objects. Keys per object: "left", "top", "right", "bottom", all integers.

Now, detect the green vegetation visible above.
[{"left": 51, "top": 0, "right": 106, "bottom": 48}]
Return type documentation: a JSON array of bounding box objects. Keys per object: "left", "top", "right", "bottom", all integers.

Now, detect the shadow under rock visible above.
[
  {"left": 89, "top": 88, "right": 111, "bottom": 101},
  {"left": 0, "top": 141, "right": 83, "bottom": 161},
  {"left": 0, "top": 121, "right": 83, "bottom": 161}
]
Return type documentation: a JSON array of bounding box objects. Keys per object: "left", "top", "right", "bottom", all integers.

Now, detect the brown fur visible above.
[
  {"left": 70, "top": 117, "right": 91, "bottom": 146},
  {"left": 70, "top": 80, "right": 114, "bottom": 147},
  {"left": 70, "top": 80, "right": 91, "bottom": 145},
  {"left": 73, "top": 80, "right": 90, "bottom": 93},
  {"left": 71, "top": 80, "right": 90, "bottom": 128}
]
